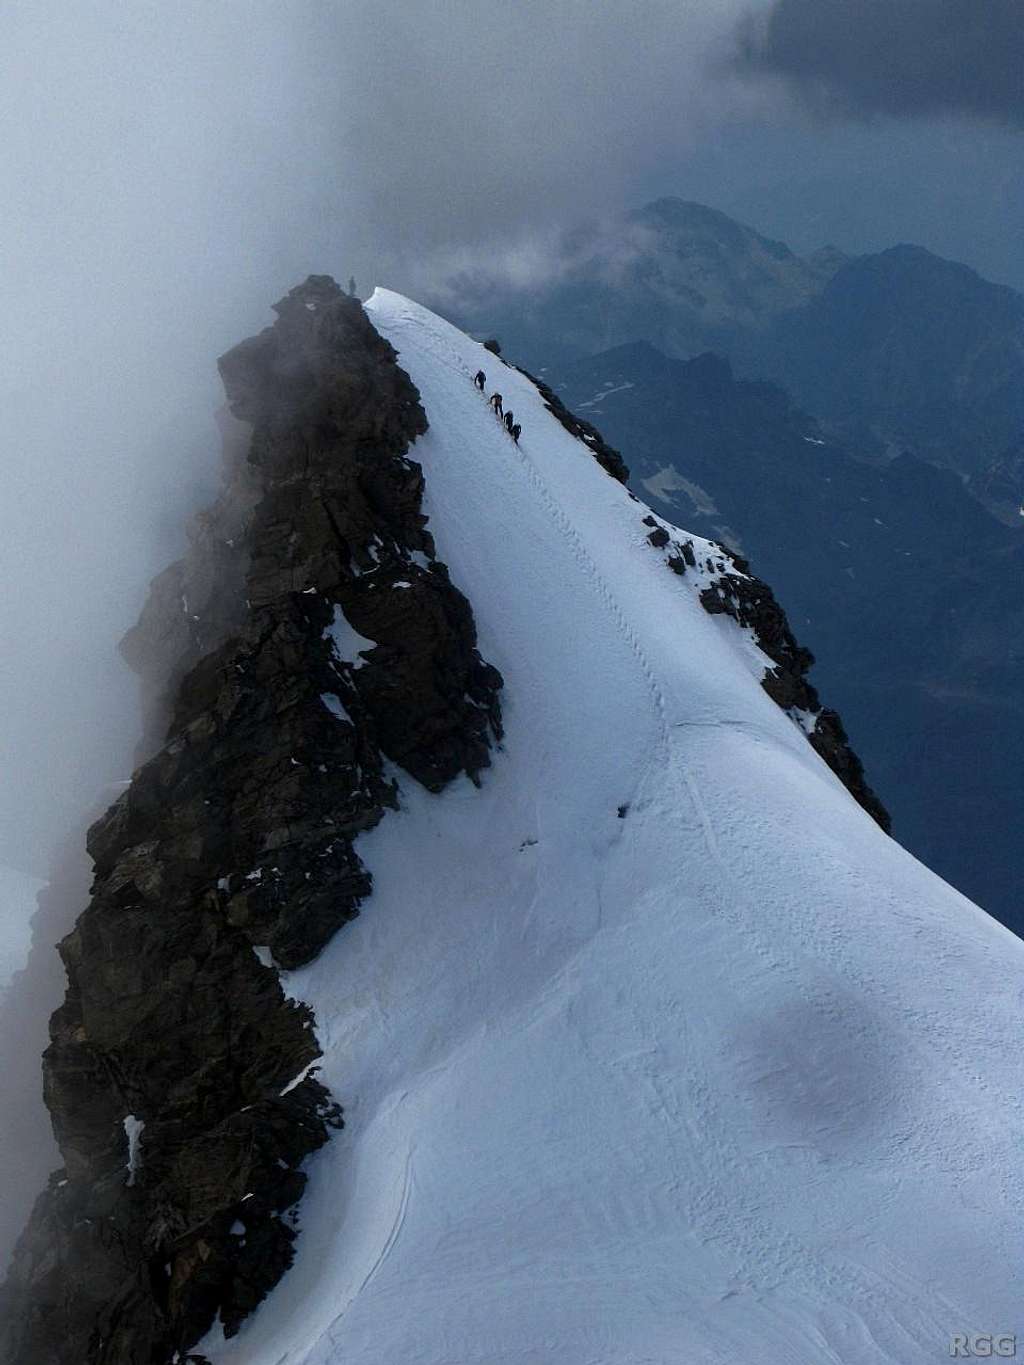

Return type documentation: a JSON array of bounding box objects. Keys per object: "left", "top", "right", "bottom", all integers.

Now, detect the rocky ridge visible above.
[
  {"left": 0, "top": 277, "right": 502, "bottom": 1364},
  {"left": 637, "top": 514, "right": 890, "bottom": 833}
]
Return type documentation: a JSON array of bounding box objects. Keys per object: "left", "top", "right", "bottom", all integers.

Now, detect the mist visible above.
[{"left": 1, "top": 6, "right": 320, "bottom": 871}]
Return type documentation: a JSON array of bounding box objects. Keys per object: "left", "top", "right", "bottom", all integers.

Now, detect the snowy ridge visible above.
[{"left": 204, "top": 290, "right": 1024, "bottom": 1365}]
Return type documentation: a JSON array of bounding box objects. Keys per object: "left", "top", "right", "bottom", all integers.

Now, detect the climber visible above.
[
  {"left": 504, "top": 410, "right": 515, "bottom": 434},
  {"left": 511, "top": 423, "right": 521, "bottom": 444},
  {"left": 474, "top": 370, "right": 486, "bottom": 390},
  {"left": 489, "top": 393, "right": 503, "bottom": 417}
]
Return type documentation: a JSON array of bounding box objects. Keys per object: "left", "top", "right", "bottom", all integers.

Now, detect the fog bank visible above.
[{"left": 1, "top": 6, "right": 346, "bottom": 872}]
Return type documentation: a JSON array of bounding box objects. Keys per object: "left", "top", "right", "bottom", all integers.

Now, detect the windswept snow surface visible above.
[{"left": 206, "top": 291, "right": 1024, "bottom": 1364}]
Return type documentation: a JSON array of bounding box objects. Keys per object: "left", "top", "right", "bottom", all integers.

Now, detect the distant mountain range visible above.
[
  {"left": 443, "top": 198, "right": 1024, "bottom": 512},
  {"left": 443, "top": 198, "right": 842, "bottom": 369},
  {"left": 766, "top": 245, "right": 1024, "bottom": 481}
]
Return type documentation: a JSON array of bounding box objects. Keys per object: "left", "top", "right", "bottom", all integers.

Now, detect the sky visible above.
[
  {"left": 1, "top": 0, "right": 1022, "bottom": 876},
  {"left": 735, "top": 0, "right": 1024, "bottom": 126}
]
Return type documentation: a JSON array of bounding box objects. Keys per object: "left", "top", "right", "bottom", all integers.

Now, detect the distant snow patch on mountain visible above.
[{"left": 642, "top": 464, "right": 720, "bottom": 515}]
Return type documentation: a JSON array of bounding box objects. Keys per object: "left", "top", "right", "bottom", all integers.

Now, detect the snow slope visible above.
[{"left": 205, "top": 291, "right": 1024, "bottom": 1364}]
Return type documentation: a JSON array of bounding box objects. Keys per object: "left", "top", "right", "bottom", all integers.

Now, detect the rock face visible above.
[
  {"left": 0, "top": 277, "right": 502, "bottom": 1364},
  {"left": 764, "top": 245, "right": 1024, "bottom": 476}
]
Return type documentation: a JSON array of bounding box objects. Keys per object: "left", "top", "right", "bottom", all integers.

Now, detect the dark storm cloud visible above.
[
  {"left": 330, "top": 0, "right": 751, "bottom": 269},
  {"left": 734, "top": 0, "right": 1024, "bottom": 125}
]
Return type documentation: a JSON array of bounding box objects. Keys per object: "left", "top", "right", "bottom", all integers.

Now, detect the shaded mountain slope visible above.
[
  {"left": 765, "top": 244, "right": 1024, "bottom": 474},
  {"left": 439, "top": 198, "right": 1024, "bottom": 495},
  {"left": 969, "top": 435, "right": 1024, "bottom": 523}
]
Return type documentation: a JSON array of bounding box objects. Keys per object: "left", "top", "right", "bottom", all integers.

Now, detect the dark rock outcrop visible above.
[
  {"left": 0, "top": 277, "right": 502, "bottom": 1364},
  {"left": 119, "top": 405, "right": 259, "bottom": 761},
  {"left": 633, "top": 505, "right": 888, "bottom": 832}
]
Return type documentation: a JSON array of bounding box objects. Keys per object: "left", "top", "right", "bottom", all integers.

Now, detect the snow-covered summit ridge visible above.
[
  {"left": 381, "top": 290, "right": 887, "bottom": 827},
  {"left": 206, "top": 289, "right": 1024, "bottom": 1365}
]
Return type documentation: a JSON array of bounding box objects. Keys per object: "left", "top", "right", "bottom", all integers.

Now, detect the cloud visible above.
[
  {"left": 327, "top": 0, "right": 759, "bottom": 274},
  {"left": 0, "top": 2, "right": 425, "bottom": 881},
  {"left": 733, "top": 0, "right": 1024, "bottom": 126},
  {"left": 0, "top": 0, "right": 769, "bottom": 891},
  {"left": 1, "top": 2, "right": 1020, "bottom": 894}
]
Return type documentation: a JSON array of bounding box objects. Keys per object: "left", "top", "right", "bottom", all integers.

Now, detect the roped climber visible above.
[
  {"left": 489, "top": 393, "right": 503, "bottom": 417},
  {"left": 474, "top": 370, "right": 486, "bottom": 390}
]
